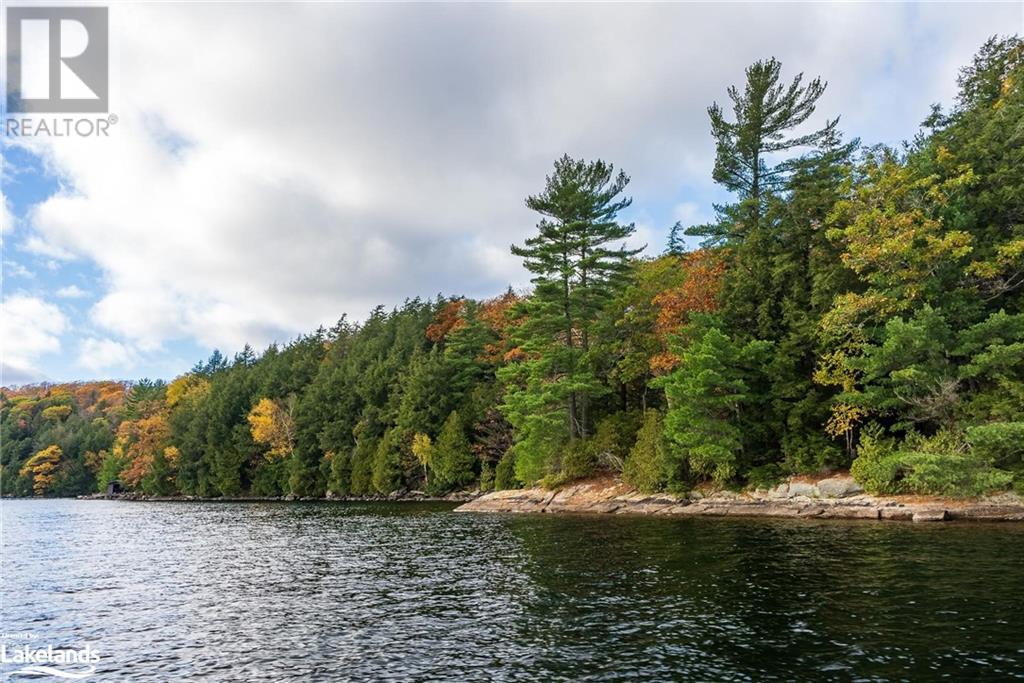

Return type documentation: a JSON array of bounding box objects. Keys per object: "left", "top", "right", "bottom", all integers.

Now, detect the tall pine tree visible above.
[
  {"left": 501, "top": 155, "right": 641, "bottom": 483},
  {"left": 693, "top": 57, "right": 837, "bottom": 245}
]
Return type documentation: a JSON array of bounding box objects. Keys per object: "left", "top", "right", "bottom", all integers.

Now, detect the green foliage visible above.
[
  {"left": 501, "top": 154, "right": 642, "bottom": 479},
  {"left": 851, "top": 425, "right": 1014, "bottom": 497},
  {"left": 0, "top": 383, "right": 123, "bottom": 497},
  {"left": 7, "top": 42, "right": 1021, "bottom": 502},
  {"left": 589, "top": 411, "right": 643, "bottom": 473},
  {"left": 349, "top": 433, "right": 376, "bottom": 496},
  {"left": 662, "top": 317, "right": 773, "bottom": 485},
  {"left": 623, "top": 411, "right": 673, "bottom": 493},
  {"left": 327, "top": 449, "right": 352, "bottom": 497},
  {"left": 430, "top": 411, "right": 476, "bottom": 493},
  {"left": 479, "top": 462, "right": 495, "bottom": 492},
  {"left": 848, "top": 425, "right": 902, "bottom": 494},
  {"left": 898, "top": 449, "right": 1012, "bottom": 497},
  {"left": 501, "top": 368, "right": 567, "bottom": 486},
  {"left": 371, "top": 429, "right": 403, "bottom": 494},
  {"left": 494, "top": 450, "right": 519, "bottom": 491},
  {"left": 41, "top": 405, "right": 72, "bottom": 422},
  {"left": 666, "top": 222, "right": 686, "bottom": 256},
  {"left": 251, "top": 458, "right": 290, "bottom": 497},
  {"left": 695, "top": 57, "right": 838, "bottom": 246},
  {"left": 96, "top": 449, "right": 127, "bottom": 493},
  {"left": 123, "top": 379, "right": 167, "bottom": 420},
  {"left": 745, "top": 463, "right": 785, "bottom": 491},
  {"left": 967, "top": 422, "right": 1024, "bottom": 469},
  {"left": 559, "top": 440, "right": 598, "bottom": 483}
]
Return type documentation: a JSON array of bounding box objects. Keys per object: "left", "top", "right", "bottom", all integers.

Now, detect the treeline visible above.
[
  {"left": 1, "top": 382, "right": 124, "bottom": 495},
  {"left": 3, "top": 37, "right": 1022, "bottom": 499}
]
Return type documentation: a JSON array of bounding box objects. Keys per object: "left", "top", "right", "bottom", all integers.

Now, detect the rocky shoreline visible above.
[
  {"left": 455, "top": 476, "right": 1024, "bottom": 523},
  {"left": 73, "top": 490, "right": 477, "bottom": 503},
  {"left": 50, "top": 475, "right": 1024, "bottom": 522}
]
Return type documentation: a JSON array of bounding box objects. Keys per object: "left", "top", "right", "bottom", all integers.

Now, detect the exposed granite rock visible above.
[
  {"left": 444, "top": 490, "right": 481, "bottom": 502},
  {"left": 758, "top": 477, "right": 864, "bottom": 501},
  {"left": 455, "top": 477, "right": 1024, "bottom": 523},
  {"left": 948, "top": 505, "right": 1024, "bottom": 522},
  {"left": 912, "top": 509, "right": 949, "bottom": 523},
  {"left": 817, "top": 476, "right": 865, "bottom": 498},
  {"left": 880, "top": 506, "right": 915, "bottom": 521},
  {"left": 787, "top": 481, "right": 818, "bottom": 498}
]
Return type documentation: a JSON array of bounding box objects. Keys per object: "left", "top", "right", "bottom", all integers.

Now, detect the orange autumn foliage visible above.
[
  {"left": 1, "top": 381, "right": 126, "bottom": 417},
  {"left": 117, "top": 414, "right": 171, "bottom": 488},
  {"left": 479, "top": 290, "right": 522, "bottom": 363},
  {"left": 650, "top": 249, "right": 727, "bottom": 373},
  {"left": 424, "top": 290, "right": 523, "bottom": 361},
  {"left": 426, "top": 300, "right": 467, "bottom": 342}
]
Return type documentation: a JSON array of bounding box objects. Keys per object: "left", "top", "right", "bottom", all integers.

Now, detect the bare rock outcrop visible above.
[{"left": 456, "top": 476, "right": 1024, "bottom": 523}]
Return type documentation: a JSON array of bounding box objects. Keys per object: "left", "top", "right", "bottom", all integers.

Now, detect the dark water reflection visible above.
[{"left": 2, "top": 500, "right": 1022, "bottom": 681}]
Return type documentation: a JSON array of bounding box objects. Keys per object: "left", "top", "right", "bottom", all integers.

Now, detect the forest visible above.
[{"left": 3, "top": 37, "right": 1022, "bottom": 500}]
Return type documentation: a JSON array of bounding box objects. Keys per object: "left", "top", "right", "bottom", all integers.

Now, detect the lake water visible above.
[{"left": 2, "top": 499, "right": 1023, "bottom": 681}]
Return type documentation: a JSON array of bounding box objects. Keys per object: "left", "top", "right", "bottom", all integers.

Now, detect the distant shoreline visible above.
[
  {"left": 7, "top": 474, "right": 1024, "bottom": 523},
  {"left": 3, "top": 492, "right": 475, "bottom": 504}
]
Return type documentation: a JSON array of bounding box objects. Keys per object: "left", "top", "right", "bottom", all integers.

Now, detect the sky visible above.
[{"left": 1, "top": 1, "right": 1021, "bottom": 385}]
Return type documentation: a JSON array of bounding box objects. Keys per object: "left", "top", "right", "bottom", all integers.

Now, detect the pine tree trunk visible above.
[{"left": 563, "top": 252, "right": 579, "bottom": 440}]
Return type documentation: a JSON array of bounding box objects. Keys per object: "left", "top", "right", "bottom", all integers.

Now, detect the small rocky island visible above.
[{"left": 457, "top": 476, "right": 1024, "bottom": 523}]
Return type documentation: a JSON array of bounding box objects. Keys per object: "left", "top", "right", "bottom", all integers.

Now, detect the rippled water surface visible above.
[{"left": 2, "top": 499, "right": 1023, "bottom": 681}]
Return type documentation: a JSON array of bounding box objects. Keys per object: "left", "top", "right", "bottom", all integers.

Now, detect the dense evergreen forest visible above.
[{"left": 4, "top": 38, "right": 1023, "bottom": 499}]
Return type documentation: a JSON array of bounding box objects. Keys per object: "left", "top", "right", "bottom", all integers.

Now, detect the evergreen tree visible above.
[
  {"left": 371, "top": 428, "right": 403, "bottom": 494},
  {"left": 666, "top": 221, "right": 686, "bottom": 256},
  {"left": 493, "top": 450, "right": 519, "bottom": 491},
  {"left": 395, "top": 348, "right": 457, "bottom": 440},
  {"left": 502, "top": 155, "right": 641, "bottom": 482},
  {"left": 123, "top": 379, "right": 167, "bottom": 420},
  {"left": 7, "top": 41, "right": 1021, "bottom": 500},
  {"left": 327, "top": 449, "right": 352, "bottom": 496},
  {"left": 349, "top": 423, "right": 377, "bottom": 496},
  {"left": 698, "top": 57, "right": 837, "bottom": 241},
  {"left": 661, "top": 316, "right": 773, "bottom": 484},
  {"left": 623, "top": 410, "right": 674, "bottom": 492},
  {"left": 430, "top": 411, "right": 476, "bottom": 493}
]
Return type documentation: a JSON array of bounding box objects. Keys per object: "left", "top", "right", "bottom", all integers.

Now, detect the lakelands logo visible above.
[
  {"left": 1, "top": 642, "right": 101, "bottom": 679},
  {"left": 4, "top": 6, "right": 115, "bottom": 137}
]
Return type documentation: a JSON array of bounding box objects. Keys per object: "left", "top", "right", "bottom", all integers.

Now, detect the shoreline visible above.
[
  {"left": 455, "top": 476, "right": 1024, "bottom": 523},
  {"left": 8, "top": 475, "right": 1023, "bottom": 523},
  {"left": 58, "top": 491, "right": 476, "bottom": 504}
]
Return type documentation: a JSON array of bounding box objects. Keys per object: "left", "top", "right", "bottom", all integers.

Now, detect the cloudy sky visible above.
[{"left": 1, "top": 1, "right": 1020, "bottom": 384}]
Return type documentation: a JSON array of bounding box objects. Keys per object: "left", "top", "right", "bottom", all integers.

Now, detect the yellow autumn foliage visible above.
[
  {"left": 41, "top": 405, "right": 72, "bottom": 422},
  {"left": 20, "top": 445, "right": 62, "bottom": 495},
  {"left": 247, "top": 397, "right": 295, "bottom": 461},
  {"left": 166, "top": 375, "right": 210, "bottom": 408}
]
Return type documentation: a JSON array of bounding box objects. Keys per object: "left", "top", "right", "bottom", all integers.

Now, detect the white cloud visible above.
[
  {"left": 77, "top": 337, "right": 138, "bottom": 373},
  {"left": 1, "top": 294, "right": 68, "bottom": 384},
  {"left": 55, "top": 284, "right": 89, "bottom": 299},
  {"left": 626, "top": 221, "right": 660, "bottom": 259},
  {"left": 14, "top": 2, "right": 1018, "bottom": 363},
  {"left": 672, "top": 201, "right": 715, "bottom": 228},
  {"left": 22, "top": 234, "right": 74, "bottom": 260},
  {"left": 3, "top": 261, "right": 34, "bottom": 279}
]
